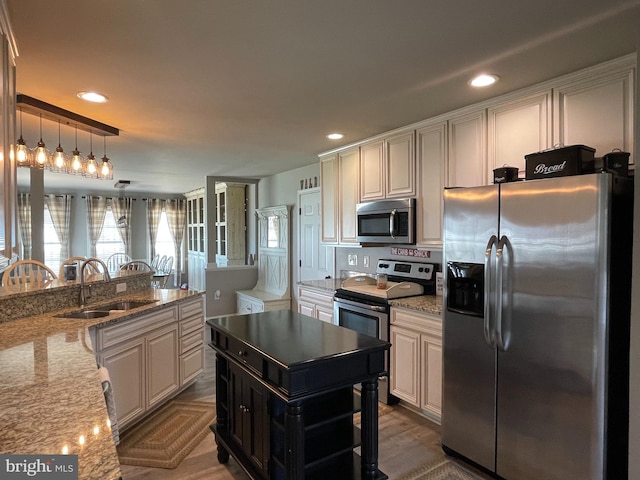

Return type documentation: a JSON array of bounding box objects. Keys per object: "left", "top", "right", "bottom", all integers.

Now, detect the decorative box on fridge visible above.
[
  {"left": 525, "top": 144, "right": 596, "bottom": 180},
  {"left": 594, "top": 150, "right": 630, "bottom": 177}
]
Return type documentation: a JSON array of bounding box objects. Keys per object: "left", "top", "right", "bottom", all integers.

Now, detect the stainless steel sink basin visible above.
[
  {"left": 100, "top": 300, "right": 159, "bottom": 311},
  {"left": 57, "top": 310, "right": 110, "bottom": 319},
  {"left": 54, "top": 299, "right": 159, "bottom": 319}
]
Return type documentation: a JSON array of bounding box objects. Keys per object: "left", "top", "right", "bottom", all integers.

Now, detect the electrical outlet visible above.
[
  {"left": 348, "top": 254, "right": 358, "bottom": 266},
  {"left": 214, "top": 289, "right": 221, "bottom": 300},
  {"left": 116, "top": 282, "right": 127, "bottom": 293},
  {"left": 363, "top": 255, "right": 370, "bottom": 268}
]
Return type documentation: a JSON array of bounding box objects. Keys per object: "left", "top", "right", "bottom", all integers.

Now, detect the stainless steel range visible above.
[{"left": 333, "top": 258, "right": 439, "bottom": 404}]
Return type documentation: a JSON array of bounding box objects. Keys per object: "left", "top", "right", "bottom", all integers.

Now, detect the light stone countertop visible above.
[
  {"left": 389, "top": 295, "right": 443, "bottom": 316},
  {"left": 298, "top": 278, "right": 342, "bottom": 292},
  {"left": 0, "top": 288, "right": 204, "bottom": 480}
]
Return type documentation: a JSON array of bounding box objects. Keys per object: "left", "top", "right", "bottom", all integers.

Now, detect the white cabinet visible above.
[
  {"left": 178, "top": 297, "right": 205, "bottom": 386},
  {"left": 390, "top": 307, "right": 442, "bottom": 422},
  {"left": 236, "top": 291, "right": 290, "bottom": 314},
  {"left": 186, "top": 188, "right": 206, "bottom": 290},
  {"left": 94, "top": 296, "right": 205, "bottom": 430},
  {"left": 416, "top": 121, "right": 447, "bottom": 247},
  {"left": 447, "top": 109, "right": 487, "bottom": 187},
  {"left": 320, "top": 148, "right": 359, "bottom": 245},
  {"left": 553, "top": 59, "right": 635, "bottom": 161},
  {"left": 487, "top": 90, "right": 552, "bottom": 178},
  {"left": 297, "top": 285, "right": 334, "bottom": 323},
  {"left": 360, "top": 131, "right": 415, "bottom": 201}
]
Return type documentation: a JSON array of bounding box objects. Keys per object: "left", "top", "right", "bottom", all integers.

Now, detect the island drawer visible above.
[
  {"left": 96, "top": 306, "right": 178, "bottom": 350},
  {"left": 180, "top": 329, "right": 204, "bottom": 354}
]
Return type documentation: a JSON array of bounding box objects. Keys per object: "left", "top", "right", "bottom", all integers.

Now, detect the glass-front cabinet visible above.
[{"left": 186, "top": 188, "right": 206, "bottom": 291}]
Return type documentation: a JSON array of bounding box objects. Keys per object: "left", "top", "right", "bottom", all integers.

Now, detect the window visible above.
[
  {"left": 43, "top": 205, "right": 62, "bottom": 274},
  {"left": 155, "top": 211, "right": 175, "bottom": 267},
  {"left": 96, "top": 207, "right": 126, "bottom": 260}
]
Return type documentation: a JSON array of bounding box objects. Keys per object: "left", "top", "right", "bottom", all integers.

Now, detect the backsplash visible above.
[
  {"left": 335, "top": 246, "right": 443, "bottom": 276},
  {"left": 0, "top": 272, "right": 153, "bottom": 323}
]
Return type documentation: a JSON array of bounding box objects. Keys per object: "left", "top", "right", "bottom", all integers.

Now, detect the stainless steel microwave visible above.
[{"left": 356, "top": 198, "right": 416, "bottom": 245}]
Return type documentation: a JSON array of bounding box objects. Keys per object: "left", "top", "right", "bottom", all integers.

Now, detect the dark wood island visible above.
[{"left": 206, "top": 310, "right": 390, "bottom": 480}]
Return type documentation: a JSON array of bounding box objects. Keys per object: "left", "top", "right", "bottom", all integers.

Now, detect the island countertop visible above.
[{"left": 0, "top": 288, "right": 204, "bottom": 480}]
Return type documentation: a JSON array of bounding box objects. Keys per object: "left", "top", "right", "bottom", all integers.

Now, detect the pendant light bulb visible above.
[
  {"left": 51, "top": 120, "right": 67, "bottom": 172},
  {"left": 70, "top": 124, "right": 84, "bottom": 174},
  {"left": 99, "top": 137, "right": 113, "bottom": 179},
  {"left": 33, "top": 114, "right": 49, "bottom": 169},
  {"left": 85, "top": 131, "right": 98, "bottom": 177},
  {"left": 16, "top": 108, "right": 30, "bottom": 166}
]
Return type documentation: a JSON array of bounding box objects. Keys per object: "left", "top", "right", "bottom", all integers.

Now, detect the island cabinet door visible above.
[{"left": 228, "top": 362, "right": 270, "bottom": 475}]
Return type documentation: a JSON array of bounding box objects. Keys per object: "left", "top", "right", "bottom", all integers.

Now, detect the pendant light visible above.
[
  {"left": 50, "top": 120, "right": 68, "bottom": 172},
  {"left": 33, "top": 114, "right": 50, "bottom": 168},
  {"left": 70, "top": 124, "right": 84, "bottom": 174},
  {"left": 84, "top": 131, "right": 98, "bottom": 178},
  {"left": 100, "top": 136, "right": 113, "bottom": 180},
  {"left": 16, "top": 108, "right": 30, "bottom": 166}
]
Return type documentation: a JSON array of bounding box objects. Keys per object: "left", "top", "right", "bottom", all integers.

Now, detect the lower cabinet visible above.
[
  {"left": 297, "top": 285, "right": 334, "bottom": 323},
  {"left": 390, "top": 307, "right": 442, "bottom": 422},
  {"left": 94, "top": 296, "right": 205, "bottom": 430},
  {"left": 236, "top": 290, "right": 290, "bottom": 314}
]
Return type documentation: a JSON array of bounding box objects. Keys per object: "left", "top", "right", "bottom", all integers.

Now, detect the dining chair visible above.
[
  {"left": 2, "top": 260, "right": 58, "bottom": 292},
  {"left": 161, "top": 256, "right": 174, "bottom": 288},
  {"left": 59, "top": 256, "right": 99, "bottom": 280},
  {"left": 150, "top": 254, "right": 160, "bottom": 270},
  {"left": 106, "top": 253, "right": 132, "bottom": 273},
  {"left": 119, "top": 260, "right": 153, "bottom": 271},
  {"left": 156, "top": 255, "right": 168, "bottom": 273}
]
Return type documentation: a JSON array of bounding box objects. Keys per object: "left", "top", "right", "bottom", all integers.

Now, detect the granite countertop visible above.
[
  {"left": 0, "top": 288, "right": 204, "bottom": 480},
  {"left": 298, "top": 278, "right": 343, "bottom": 292},
  {"left": 389, "top": 295, "right": 443, "bottom": 316}
]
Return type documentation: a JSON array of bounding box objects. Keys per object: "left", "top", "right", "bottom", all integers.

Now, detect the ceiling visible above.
[{"left": 7, "top": 0, "right": 640, "bottom": 194}]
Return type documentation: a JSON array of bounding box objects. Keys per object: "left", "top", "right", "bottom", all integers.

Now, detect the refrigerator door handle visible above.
[
  {"left": 495, "top": 235, "right": 509, "bottom": 351},
  {"left": 484, "top": 235, "right": 498, "bottom": 347}
]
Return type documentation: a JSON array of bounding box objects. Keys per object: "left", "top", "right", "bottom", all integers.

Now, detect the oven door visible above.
[{"left": 333, "top": 296, "right": 395, "bottom": 404}]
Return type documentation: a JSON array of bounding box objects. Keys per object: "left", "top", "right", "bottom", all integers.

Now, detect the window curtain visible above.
[
  {"left": 146, "top": 198, "right": 164, "bottom": 259},
  {"left": 17, "top": 193, "right": 32, "bottom": 259},
  {"left": 111, "top": 197, "right": 133, "bottom": 256},
  {"left": 165, "top": 199, "right": 186, "bottom": 287},
  {"left": 86, "top": 196, "right": 108, "bottom": 257},
  {"left": 44, "top": 194, "right": 72, "bottom": 260}
]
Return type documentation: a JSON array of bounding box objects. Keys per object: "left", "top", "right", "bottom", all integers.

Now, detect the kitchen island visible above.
[
  {"left": 0, "top": 284, "right": 204, "bottom": 480},
  {"left": 207, "top": 310, "right": 390, "bottom": 480}
]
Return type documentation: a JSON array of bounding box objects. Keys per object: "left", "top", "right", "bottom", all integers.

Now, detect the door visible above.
[
  {"left": 442, "top": 184, "right": 498, "bottom": 471},
  {"left": 299, "top": 189, "right": 334, "bottom": 281},
  {"left": 496, "top": 174, "right": 609, "bottom": 480}
]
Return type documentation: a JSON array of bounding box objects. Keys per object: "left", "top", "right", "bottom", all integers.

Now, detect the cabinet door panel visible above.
[
  {"left": 416, "top": 122, "right": 446, "bottom": 247},
  {"left": 554, "top": 68, "right": 634, "bottom": 160},
  {"left": 448, "top": 110, "right": 487, "bottom": 187},
  {"left": 100, "top": 340, "right": 145, "bottom": 426},
  {"left": 386, "top": 131, "right": 415, "bottom": 198},
  {"left": 390, "top": 326, "right": 420, "bottom": 407},
  {"left": 245, "top": 376, "right": 268, "bottom": 472},
  {"left": 488, "top": 91, "right": 551, "bottom": 176},
  {"left": 147, "top": 325, "right": 179, "bottom": 407},
  {"left": 338, "top": 148, "right": 359, "bottom": 244},
  {"left": 360, "top": 140, "right": 385, "bottom": 201},
  {"left": 316, "top": 305, "right": 334, "bottom": 324},
  {"left": 298, "top": 301, "right": 315, "bottom": 318},
  {"left": 320, "top": 155, "right": 339, "bottom": 244},
  {"left": 421, "top": 334, "right": 442, "bottom": 418}
]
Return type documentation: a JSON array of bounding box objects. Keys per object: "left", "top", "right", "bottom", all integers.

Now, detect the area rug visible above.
[
  {"left": 117, "top": 400, "right": 216, "bottom": 469},
  {"left": 397, "top": 456, "right": 486, "bottom": 480}
]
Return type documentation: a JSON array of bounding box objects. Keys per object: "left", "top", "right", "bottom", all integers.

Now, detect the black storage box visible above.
[
  {"left": 525, "top": 144, "right": 595, "bottom": 180},
  {"left": 594, "top": 151, "right": 630, "bottom": 177},
  {"left": 493, "top": 166, "right": 519, "bottom": 184}
]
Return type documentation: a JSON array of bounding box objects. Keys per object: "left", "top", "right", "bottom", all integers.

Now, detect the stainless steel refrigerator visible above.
[{"left": 441, "top": 173, "right": 633, "bottom": 480}]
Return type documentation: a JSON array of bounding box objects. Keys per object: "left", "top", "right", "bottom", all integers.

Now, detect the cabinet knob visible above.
[{"left": 238, "top": 350, "right": 244, "bottom": 356}]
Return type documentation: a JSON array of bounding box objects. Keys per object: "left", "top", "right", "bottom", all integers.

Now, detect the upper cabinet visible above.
[
  {"left": 320, "top": 147, "right": 359, "bottom": 245},
  {"left": 416, "top": 121, "right": 447, "bottom": 247},
  {"left": 447, "top": 109, "right": 487, "bottom": 187},
  {"left": 487, "top": 90, "right": 552, "bottom": 177},
  {"left": 553, "top": 58, "right": 635, "bottom": 162},
  {"left": 360, "top": 130, "right": 415, "bottom": 201}
]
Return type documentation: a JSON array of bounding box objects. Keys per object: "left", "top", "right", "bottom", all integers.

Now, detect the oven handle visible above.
[{"left": 333, "top": 297, "right": 388, "bottom": 312}]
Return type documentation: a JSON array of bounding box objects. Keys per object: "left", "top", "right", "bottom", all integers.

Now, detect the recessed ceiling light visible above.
[
  {"left": 77, "top": 91, "right": 109, "bottom": 103},
  {"left": 469, "top": 74, "right": 500, "bottom": 88},
  {"left": 327, "top": 133, "right": 344, "bottom": 140}
]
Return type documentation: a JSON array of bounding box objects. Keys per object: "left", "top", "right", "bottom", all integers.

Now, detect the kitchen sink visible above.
[
  {"left": 57, "top": 310, "right": 110, "bottom": 319},
  {"left": 99, "top": 300, "right": 159, "bottom": 311},
  {"left": 54, "top": 299, "right": 159, "bottom": 319}
]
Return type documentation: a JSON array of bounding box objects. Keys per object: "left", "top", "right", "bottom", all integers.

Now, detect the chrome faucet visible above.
[{"left": 80, "top": 257, "right": 111, "bottom": 306}]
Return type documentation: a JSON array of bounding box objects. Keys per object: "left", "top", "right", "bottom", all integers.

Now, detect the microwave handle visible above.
[{"left": 389, "top": 209, "right": 397, "bottom": 238}]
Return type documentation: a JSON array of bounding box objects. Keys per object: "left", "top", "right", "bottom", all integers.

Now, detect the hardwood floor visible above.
[{"left": 119, "top": 327, "right": 484, "bottom": 480}]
